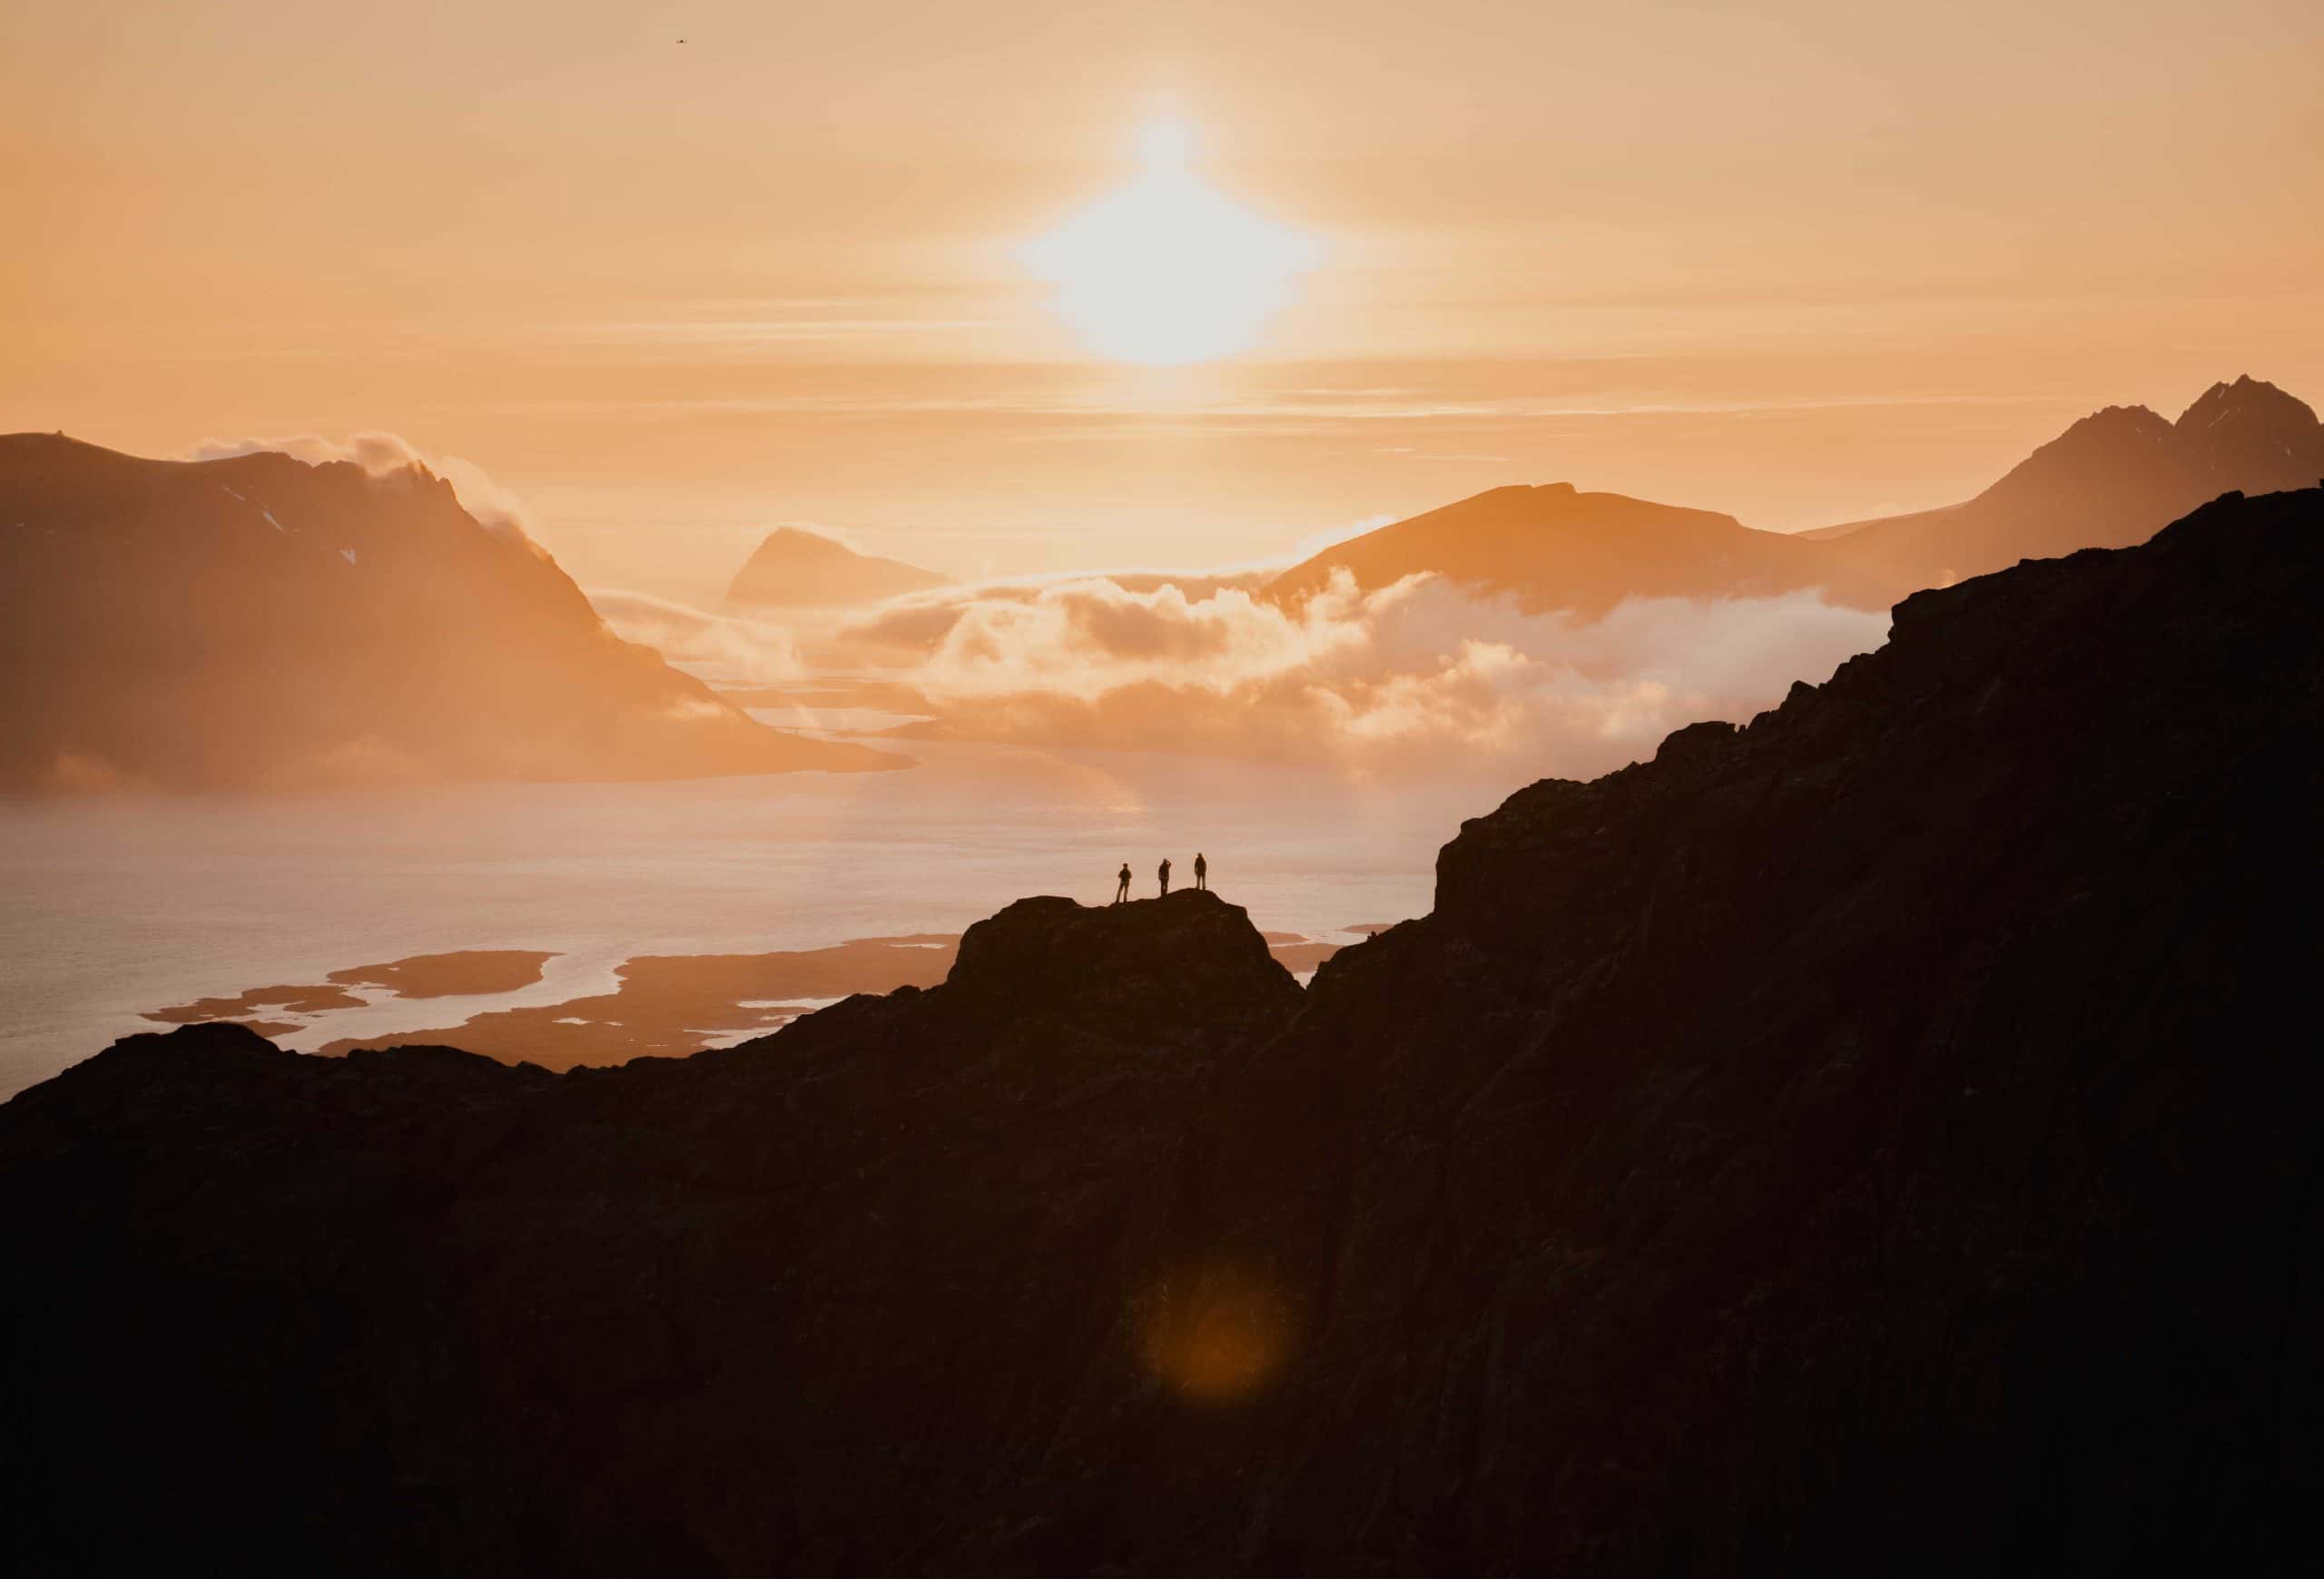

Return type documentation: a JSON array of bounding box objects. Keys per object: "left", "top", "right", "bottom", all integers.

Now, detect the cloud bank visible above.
[
  {"left": 587, "top": 589, "right": 806, "bottom": 685},
  {"left": 171, "top": 432, "right": 1883, "bottom": 782},
  {"left": 837, "top": 570, "right": 1887, "bottom": 779}
]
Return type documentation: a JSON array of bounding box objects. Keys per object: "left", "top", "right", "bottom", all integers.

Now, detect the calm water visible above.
[{"left": 0, "top": 736, "right": 1498, "bottom": 1097}]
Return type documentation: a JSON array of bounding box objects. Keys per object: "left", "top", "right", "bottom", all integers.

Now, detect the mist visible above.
[
  {"left": 588, "top": 589, "right": 808, "bottom": 684},
  {"left": 183, "top": 431, "right": 544, "bottom": 548},
  {"left": 768, "top": 567, "right": 1892, "bottom": 778}
]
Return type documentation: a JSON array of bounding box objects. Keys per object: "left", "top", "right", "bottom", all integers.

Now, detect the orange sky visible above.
[{"left": 6, "top": 0, "right": 2320, "bottom": 603}]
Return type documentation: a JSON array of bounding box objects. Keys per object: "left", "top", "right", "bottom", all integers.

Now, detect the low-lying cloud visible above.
[
  {"left": 842, "top": 576, "right": 1344, "bottom": 698},
  {"left": 587, "top": 589, "right": 807, "bottom": 685},
  {"left": 172, "top": 429, "right": 1886, "bottom": 782},
  {"left": 837, "top": 570, "right": 1887, "bottom": 778}
]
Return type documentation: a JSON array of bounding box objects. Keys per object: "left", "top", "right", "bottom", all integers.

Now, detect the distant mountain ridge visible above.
[
  {"left": 725, "top": 525, "right": 946, "bottom": 608},
  {"left": 1815, "top": 375, "right": 2324, "bottom": 587},
  {"left": 1268, "top": 375, "right": 2324, "bottom": 615},
  {"left": 0, "top": 435, "right": 898, "bottom": 790},
  {"left": 1265, "top": 481, "right": 1888, "bottom": 617}
]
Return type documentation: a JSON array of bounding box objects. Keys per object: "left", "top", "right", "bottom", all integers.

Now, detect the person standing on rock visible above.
[
  {"left": 1193, "top": 852, "right": 1207, "bottom": 892},
  {"left": 1157, "top": 857, "right": 1172, "bottom": 897},
  {"left": 1113, "top": 863, "right": 1131, "bottom": 904}
]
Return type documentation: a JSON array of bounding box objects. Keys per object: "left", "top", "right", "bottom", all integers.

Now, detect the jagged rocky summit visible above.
[{"left": 2, "top": 487, "right": 2317, "bottom": 1574}]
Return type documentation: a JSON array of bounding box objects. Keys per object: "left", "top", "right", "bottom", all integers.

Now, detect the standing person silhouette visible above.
[
  {"left": 1113, "top": 863, "right": 1131, "bottom": 903},
  {"left": 1193, "top": 852, "right": 1207, "bottom": 892},
  {"left": 1157, "top": 857, "right": 1171, "bottom": 897}
]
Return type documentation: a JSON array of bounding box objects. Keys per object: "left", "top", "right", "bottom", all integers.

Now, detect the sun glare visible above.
[{"left": 1021, "top": 118, "right": 1319, "bottom": 366}]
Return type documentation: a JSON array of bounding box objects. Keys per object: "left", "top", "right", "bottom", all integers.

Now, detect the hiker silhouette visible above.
[
  {"left": 1113, "top": 863, "right": 1131, "bottom": 904},
  {"left": 1157, "top": 857, "right": 1171, "bottom": 897},
  {"left": 1194, "top": 852, "right": 1207, "bottom": 892}
]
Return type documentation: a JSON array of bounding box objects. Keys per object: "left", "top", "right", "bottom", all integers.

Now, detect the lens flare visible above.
[
  {"left": 1021, "top": 119, "right": 1319, "bottom": 366},
  {"left": 1135, "top": 1260, "right": 1295, "bottom": 1402}
]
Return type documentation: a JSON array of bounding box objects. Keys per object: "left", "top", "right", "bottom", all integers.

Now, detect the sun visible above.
[{"left": 1020, "top": 119, "right": 1319, "bottom": 367}]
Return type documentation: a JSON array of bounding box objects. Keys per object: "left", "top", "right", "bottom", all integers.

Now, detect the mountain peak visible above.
[
  {"left": 2171, "top": 375, "right": 2324, "bottom": 496},
  {"left": 2050, "top": 401, "right": 2173, "bottom": 444},
  {"left": 2176, "top": 373, "right": 2318, "bottom": 432},
  {"left": 0, "top": 437, "right": 898, "bottom": 789},
  {"left": 727, "top": 526, "right": 945, "bottom": 608},
  {"left": 1263, "top": 480, "right": 1812, "bottom": 617},
  {"left": 760, "top": 524, "right": 872, "bottom": 558}
]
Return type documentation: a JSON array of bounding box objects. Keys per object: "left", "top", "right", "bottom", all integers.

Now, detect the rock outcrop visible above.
[
  {"left": 0, "top": 435, "right": 897, "bottom": 789},
  {"left": 3, "top": 489, "right": 2317, "bottom": 1574}
]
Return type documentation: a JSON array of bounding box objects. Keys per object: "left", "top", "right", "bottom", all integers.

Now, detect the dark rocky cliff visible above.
[
  {"left": 1188, "top": 484, "right": 2323, "bottom": 1573},
  {"left": 3, "top": 489, "right": 2317, "bottom": 1574}
]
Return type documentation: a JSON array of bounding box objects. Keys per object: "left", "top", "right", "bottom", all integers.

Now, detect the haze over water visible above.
[{"left": 0, "top": 735, "right": 1480, "bottom": 1097}]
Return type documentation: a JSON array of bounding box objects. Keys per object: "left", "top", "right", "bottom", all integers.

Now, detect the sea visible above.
[{"left": 0, "top": 715, "right": 1502, "bottom": 1098}]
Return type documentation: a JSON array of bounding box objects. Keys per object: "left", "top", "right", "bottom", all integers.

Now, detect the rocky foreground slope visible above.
[
  {"left": 3, "top": 489, "right": 2318, "bottom": 1574},
  {"left": 0, "top": 435, "right": 893, "bottom": 789}
]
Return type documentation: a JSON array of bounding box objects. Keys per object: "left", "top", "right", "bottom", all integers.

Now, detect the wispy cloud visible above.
[
  {"left": 586, "top": 589, "right": 805, "bottom": 684},
  {"left": 556, "top": 319, "right": 1002, "bottom": 346},
  {"left": 467, "top": 387, "right": 2080, "bottom": 428},
  {"left": 181, "top": 431, "right": 543, "bottom": 548}
]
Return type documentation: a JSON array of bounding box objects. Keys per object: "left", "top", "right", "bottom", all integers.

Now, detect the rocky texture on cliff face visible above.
[
  {"left": 0, "top": 435, "right": 895, "bottom": 789},
  {"left": 1192, "top": 483, "right": 2323, "bottom": 1574},
  {"left": 3, "top": 489, "right": 2318, "bottom": 1574}
]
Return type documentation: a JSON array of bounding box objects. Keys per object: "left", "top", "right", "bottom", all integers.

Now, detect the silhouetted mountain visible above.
[
  {"left": 1265, "top": 481, "right": 1886, "bottom": 616},
  {"left": 4, "top": 488, "right": 2317, "bottom": 1574},
  {"left": 725, "top": 525, "right": 946, "bottom": 608},
  {"left": 0, "top": 435, "right": 897, "bottom": 789},
  {"left": 1815, "top": 375, "right": 2324, "bottom": 588},
  {"left": 1273, "top": 379, "right": 2322, "bottom": 617}
]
